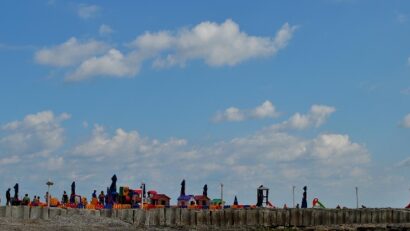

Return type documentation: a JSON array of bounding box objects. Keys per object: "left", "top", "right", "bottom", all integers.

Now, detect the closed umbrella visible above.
[{"left": 180, "top": 179, "right": 185, "bottom": 196}]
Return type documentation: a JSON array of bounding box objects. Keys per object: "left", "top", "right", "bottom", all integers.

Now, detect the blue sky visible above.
[{"left": 0, "top": 0, "right": 409, "bottom": 208}]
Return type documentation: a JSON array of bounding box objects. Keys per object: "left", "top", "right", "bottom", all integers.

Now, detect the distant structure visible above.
[
  {"left": 256, "top": 185, "right": 269, "bottom": 207},
  {"left": 233, "top": 196, "right": 238, "bottom": 206},
  {"left": 194, "top": 184, "right": 210, "bottom": 206},
  {"left": 148, "top": 190, "right": 170, "bottom": 206},
  {"left": 177, "top": 179, "right": 195, "bottom": 207},
  {"left": 301, "top": 186, "right": 307, "bottom": 208}
]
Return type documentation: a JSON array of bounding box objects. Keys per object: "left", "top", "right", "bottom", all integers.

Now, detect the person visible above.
[
  {"left": 90, "top": 190, "right": 98, "bottom": 205},
  {"left": 22, "top": 194, "right": 30, "bottom": 205},
  {"left": 62, "top": 191, "right": 68, "bottom": 204},
  {"left": 99, "top": 191, "right": 105, "bottom": 205},
  {"left": 92, "top": 190, "right": 97, "bottom": 199},
  {"left": 6, "top": 188, "right": 11, "bottom": 206},
  {"left": 45, "top": 192, "right": 49, "bottom": 203}
]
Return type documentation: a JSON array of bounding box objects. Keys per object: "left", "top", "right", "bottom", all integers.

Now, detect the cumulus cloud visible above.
[
  {"left": 66, "top": 49, "right": 141, "bottom": 81},
  {"left": 401, "top": 114, "right": 410, "bottom": 128},
  {"left": 311, "top": 133, "right": 370, "bottom": 165},
  {"left": 0, "top": 106, "right": 375, "bottom": 207},
  {"left": 132, "top": 19, "right": 297, "bottom": 67},
  {"left": 272, "top": 104, "right": 336, "bottom": 130},
  {"left": 35, "top": 19, "right": 296, "bottom": 81},
  {"left": 0, "top": 111, "right": 70, "bottom": 157},
  {"left": 213, "top": 100, "right": 279, "bottom": 122},
  {"left": 99, "top": 24, "right": 113, "bottom": 36},
  {"left": 72, "top": 124, "right": 187, "bottom": 159},
  {"left": 213, "top": 107, "right": 245, "bottom": 122},
  {"left": 77, "top": 4, "right": 100, "bottom": 19},
  {"left": 34, "top": 37, "right": 109, "bottom": 67}
]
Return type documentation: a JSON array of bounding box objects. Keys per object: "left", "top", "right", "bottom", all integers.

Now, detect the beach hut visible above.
[
  {"left": 194, "top": 195, "right": 210, "bottom": 206},
  {"left": 177, "top": 195, "right": 195, "bottom": 207},
  {"left": 150, "top": 193, "right": 171, "bottom": 206}
]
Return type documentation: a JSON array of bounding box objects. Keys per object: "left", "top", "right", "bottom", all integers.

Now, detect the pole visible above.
[
  {"left": 47, "top": 184, "right": 50, "bottom": 208},
  {"left": 220, "top": 183, "right": 224, "bottom": 208},
  {"left": 141, "top": 182, "right": 145, "bottom": 208},
  {"left": 292, "top": 186, "right": 295, "bottom": 208},
  {"left": 355, "top": 186, "right": 358, "bottom": 209},
  {"left": 46, "top": 179, "right": 53, "bottom": 208}
]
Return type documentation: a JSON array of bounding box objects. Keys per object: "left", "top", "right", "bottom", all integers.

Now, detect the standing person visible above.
[
  {"left": 45, "top": 192, "right": 49, "bottom": 204},
  {"left": 301, "top": 186, "right": 307, "bottom": 208},
  {"left": 22, "top": 194, "right": 30, "bottom": 205},
  {"left": 62, "top": 191, "right": 68, "bottom": 204},
  {"left": 6, "top": 188, "right": 11, "bottom": 206},
  {"left": 92, "top": 190, "right": 97, "bottom": 199},
  {"left": 98, "top": 191, "right": 105, "bottom": 205}
]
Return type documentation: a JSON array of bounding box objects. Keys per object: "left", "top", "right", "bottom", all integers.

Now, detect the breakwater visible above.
[{"left": 0, "top": 206, "right": 409, "bottom": 228}]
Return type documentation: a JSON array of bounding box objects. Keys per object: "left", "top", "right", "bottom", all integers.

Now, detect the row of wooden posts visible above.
[{"left": 0, "top": 206, "right": 409, "bottom": 227}]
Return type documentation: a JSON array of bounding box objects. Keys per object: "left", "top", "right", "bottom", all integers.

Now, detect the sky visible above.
[{"left": 0, "top": 0, "right": 409, "bottom": 208}]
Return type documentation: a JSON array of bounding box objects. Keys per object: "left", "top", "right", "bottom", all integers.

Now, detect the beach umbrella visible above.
[
  {"left": 180, "top": 179, "right": 185, "bottom": 196},
  {"left": 110, "top": 174, "right": 117, "bottom": 193},
  {"left": 13, "top": 183, "right": 19, "bottom": 199},
  {"left": 203, "top": 184, "right": 208, "bottom": 197},
  {"left": 71, "top": 181, "right": 76, "bottom": 195},
  {"left": 301, "top": 186, "right": 307, "bottom": 208}
]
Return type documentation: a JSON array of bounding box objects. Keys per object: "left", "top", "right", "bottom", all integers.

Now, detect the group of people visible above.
[
  {"left": 89, "top": 190, "right": 106, "bottom": 206},
  {"left": 3, "top": 189, "right": 108, "bottom": 207}
]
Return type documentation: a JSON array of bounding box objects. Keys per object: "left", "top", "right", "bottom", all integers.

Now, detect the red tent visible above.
[{"left": 406, "top": 203, "right": 410, "bottom": 209}]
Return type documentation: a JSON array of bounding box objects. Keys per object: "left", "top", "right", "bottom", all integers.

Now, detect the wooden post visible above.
[
  {"left": 165, "top": 207, "right": 176, "bottom": 226},
  {"left": 181, "top": 208, "right": 190, "bottom": 226},
  {"left": 159, "top": 208, "right": 166, "bottom": 226},
  {"left": 302, "top": 209, "right": 312, "bottom": 227},
  {"left": 270, "top": 209, "right": 278, "bottom": 227},
  {"left": 263, "top": 209, "right": 271, "bottom": 227}
]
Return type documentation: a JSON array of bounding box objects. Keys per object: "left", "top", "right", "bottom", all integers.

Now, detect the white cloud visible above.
[
  {"left": 99, "top": 24, "right": 113, "bottom": 36},
  {"left": 77, "top": 4, "right": 100, "bottom": 19},
  {"left": 401, "top": 114, "right": 410, "bottom": 128},
  {"left": 252, "top": 101, "right": 279, "bottom": 119},
  {"left": 213, "top": 107, "right": 245, "bottom": 122},
  {"left": 132, "top": 19, "right": 297, "bottom": 67},
  {"left": 72, "top": 124, "right": 187, "bottom": 159},
  {"left": 213, "top": 100, "right": 279, "bottom": 122},
  {"left": 35, "top": 19, "right": 296, "bottom": 81},
  {"left": 273, "top": 104, "right": 336, "bottom": 130},
  {"left": 397, "top": 157, "right": 410, "bottom": 167},
  {"left": 0, "top": 155, "right": 21, "bottom": 165},
  {"left": 66, "top": 49, "right": 140, "bottom": 81},
  {"left": 35, "top": 37, "right": 109, "bottom": 67},
  {"left": 0, "top": 106, "right": 378, "bottom": 207},
  {"left": 0, "top": 111, "right": 70, "bottom": 157},
  {"left": 311, "top": 133, "right": 370, "bottom": 165}
]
